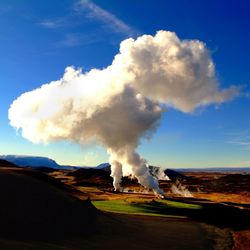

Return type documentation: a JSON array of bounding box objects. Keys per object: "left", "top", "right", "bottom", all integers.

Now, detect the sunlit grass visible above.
[
  {"left": 159, "top": 199, "right": 202, "bottom": 209},
  {"left": 92, "top": 198, "right": 202, "bottom": 217}
]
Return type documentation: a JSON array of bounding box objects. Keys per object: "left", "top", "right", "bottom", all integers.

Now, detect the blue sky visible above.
[{"left": 0, "top": 0, "right": 249, "bottom": 167}]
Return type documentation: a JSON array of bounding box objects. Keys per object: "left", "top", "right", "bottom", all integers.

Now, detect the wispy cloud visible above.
[
  {"left": 227, "top": 130, "right": 250, "bottom": 150},
  {"left": 56, "top": 33, "right": 98, "bottom": 47},
  {"left": 74, "top": 0, "right": 137, "bottom": 36},
  {"left": 39, "top": 18, "right": 68, "bottom": 29},
  {"left": 39, "top": 0, "right": 138, "bottom": 47},
  {"left": 57, "top": 33, "right": 82, "bottom": 47}
]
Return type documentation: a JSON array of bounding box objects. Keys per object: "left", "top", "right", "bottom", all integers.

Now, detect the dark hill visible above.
[
  {"left": 148, "top": 165, "right": 188, "bottom": 180},
  {"left": 69, "top": 168, "right": 113, "bottom": 187},
  {"left": 0, "top": 168, "right": 97, "bottom": 240},
  {"left": 94, "top": 163, "right": 187, "bottom": 181},
  {"left": 68, "top": 168, "right": 141, "bottom": 188},
  {"left": 68, "top": 166, "right": 188, "bottom": 189},
  {"left": 164, "top": 168, "right": 188, "bottom": 180}
]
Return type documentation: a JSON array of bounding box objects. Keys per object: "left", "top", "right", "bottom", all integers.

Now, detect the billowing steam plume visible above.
[
  {"left": 171, "top": 180, "right": 193, "bottom": 198},
  {"left": 9, "top": 31, "right": 239, "bottom": 197}
]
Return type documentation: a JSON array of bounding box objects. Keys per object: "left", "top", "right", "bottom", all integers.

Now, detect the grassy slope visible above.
[
  {"left": 93, "top": 197, "right": 250, "bottom": 230},
  {"left": 92, "top": 198, "right": 201, "bottom": 217}
]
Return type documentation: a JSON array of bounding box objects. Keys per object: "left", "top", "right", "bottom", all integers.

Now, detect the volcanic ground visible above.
[{"left": 0, "top": 160, "right": 249, "bottom": 249}]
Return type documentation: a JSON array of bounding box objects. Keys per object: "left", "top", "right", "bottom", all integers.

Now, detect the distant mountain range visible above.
[
  {"left": 0, "top": 155, "right": 76, "bottom": 170},
  {"left": 0, "top": 154, "right": 249, "bottom": 173},
  {"left": 177, "top": 167, "right": 250, "bottom": 173},
  {"left": 92, "top": 162, "right": 250, "bottom": 174}
]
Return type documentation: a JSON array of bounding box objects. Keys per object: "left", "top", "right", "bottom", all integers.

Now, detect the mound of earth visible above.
[
  {"left": 0, "top": 168, "right": 97, "bottom": 240},
  {"left": 69, "top": 168, "right": 140, "bottom": 188},
  {"left": 94, "top": 163, "right": 187, "bottom": 181},
  {"left": 69, "top": 168, "right": 114, "bottom": 187},
  {"left": 164, "top": 168, "right": 188, "bottom": 180},
  {"left": 96, "top": 163, "right": 111, "bottom": 171}
]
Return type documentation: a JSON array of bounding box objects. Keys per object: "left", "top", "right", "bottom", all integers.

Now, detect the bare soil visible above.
[{"left": 0, "top": 162, "right": 249, "bottom": 249}]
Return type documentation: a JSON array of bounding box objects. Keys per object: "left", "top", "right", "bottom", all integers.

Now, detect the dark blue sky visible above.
[{"left": 0, "top": 0, "right": 249, "bottom": 167}]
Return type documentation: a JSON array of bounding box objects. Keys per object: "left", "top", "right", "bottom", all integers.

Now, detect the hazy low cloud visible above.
[
  {"left": 229, "top": 140, "right": 250, "bottom": 151},
  {"left": 9, "top": 30, "right": 240, "bottom": 195}
]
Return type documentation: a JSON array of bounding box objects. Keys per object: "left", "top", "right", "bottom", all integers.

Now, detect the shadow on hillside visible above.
[{"left": 131, "top": 199, "right": 250, "bottom": 230}]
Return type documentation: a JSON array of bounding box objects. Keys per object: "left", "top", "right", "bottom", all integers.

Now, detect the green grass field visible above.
[{"left": 92, "top": 199, "right": 202, "bottom": 217}]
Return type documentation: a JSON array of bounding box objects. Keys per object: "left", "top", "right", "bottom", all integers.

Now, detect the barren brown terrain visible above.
[
  {"left": 49, "top": 166, "right": 250, "bottom": 249},
  {"left": 0, "top": 159, "right": 249, "bottom": 249}
]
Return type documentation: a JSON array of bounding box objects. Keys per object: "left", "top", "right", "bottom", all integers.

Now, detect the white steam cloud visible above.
[{"left": 9, "top": 31, "right": 239, "bottom": 196}]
